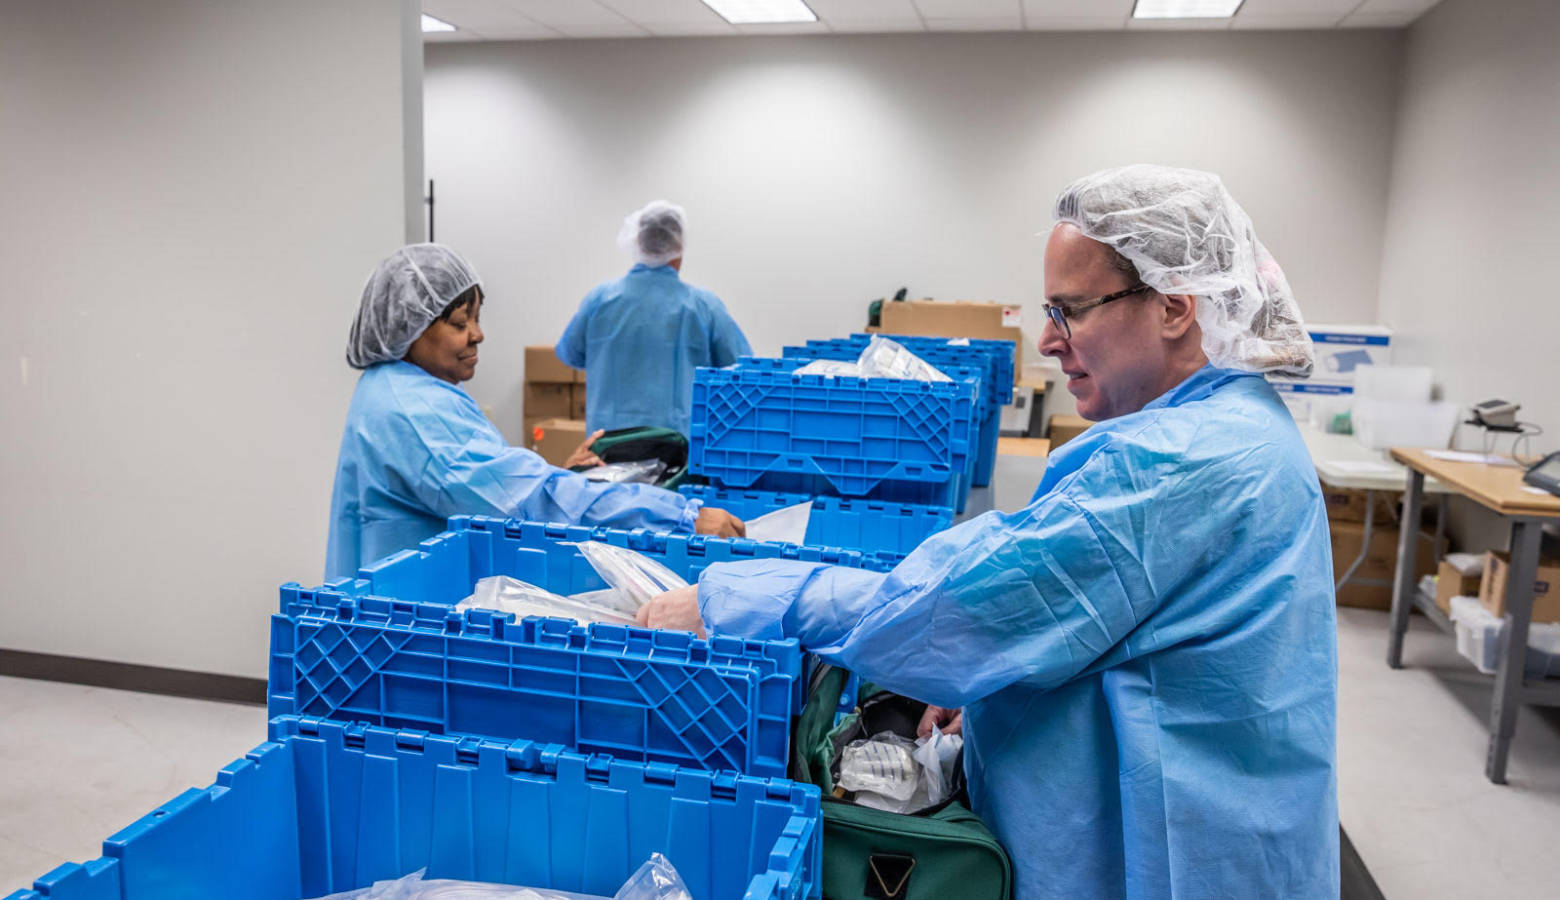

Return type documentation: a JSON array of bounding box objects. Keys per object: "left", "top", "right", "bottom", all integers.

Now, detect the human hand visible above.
[
  {"left": 636, "top": 585, "right": 707, "bottom": 637},
  {"left": 695, "top": 507, "right": 745, "bottom": 538},
  {"left": 562, "top": 430, "right": 605, "bottom": 469},
  {"left": 917, "top": 705, "right": 963, "bottom": 739}
]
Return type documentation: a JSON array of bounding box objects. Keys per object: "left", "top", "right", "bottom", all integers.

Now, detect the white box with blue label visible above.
[{"left": 1267, "top": 324, "right": 1392, "bottom": 419}]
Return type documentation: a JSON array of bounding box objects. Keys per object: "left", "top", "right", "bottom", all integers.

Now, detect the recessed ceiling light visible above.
[
  {"left": 701, "top": 0, "right": 818, "bottom": 25},
  {"left": 1132, "top": 0, "right": 1245, "bottom": 19},
  {"left": 421, "top": 14, "right": 457, "bottom": 33}
]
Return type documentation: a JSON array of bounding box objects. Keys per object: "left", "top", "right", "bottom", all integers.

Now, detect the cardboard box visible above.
[
  {"left": 996, "top": 437, "right": 1050, "bottom": 457},
  {"left": 1479, "top": 551, "right": 1560, "bottom": 623},
  {"left": 524, "top": 345, "right": 580, "bottom": 384},
  {"left": 1329, "top": 521, "right": 1435, "bottom": 609},
  {"left": 524, "top": 382, "right": 572, "bottom": 420},
  {"left": 877, "top": 301, "right": 1024, "bottom": 371},
  {"left": 1046, "top": 414, "right": 1094, "bottom": 449},
  {"left": 1436, "top": 559, "right": 1483, "bottom": 616},
  {"left": 569, "top": 383, "right": 587, "bottom": 421},
  {"left": 528, "top": 418, "right": 588, "bottom": 467},
  {"left": 1320, "top": 488, "right": 1399, "bottom": 525}
]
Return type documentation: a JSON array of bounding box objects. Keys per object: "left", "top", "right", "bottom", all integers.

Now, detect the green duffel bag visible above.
[
  {"left": 791, "top": 664, "right": 1013, "bottom": 900},
  {"left": 573, "top": 426, "right": 691, "bottom": 489}
]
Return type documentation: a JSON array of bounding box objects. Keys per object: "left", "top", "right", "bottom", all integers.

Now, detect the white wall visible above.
[
  {"left": 425, "top": 29, "right": 1405, "bottom": 438},
  {"left": 1377, "top": 0, "right": 1560, "bottom": 449},
  {"left": 0, "top": 0, "right": 420, "bottom": 677}
]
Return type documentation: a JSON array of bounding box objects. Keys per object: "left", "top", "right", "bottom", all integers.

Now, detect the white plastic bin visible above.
[
  {"left": 1449, "top": 595, "right": 1560, "bottom": 678},
  {"left": 1352, "top": 399, "right": 1460, "bottom": 451}
]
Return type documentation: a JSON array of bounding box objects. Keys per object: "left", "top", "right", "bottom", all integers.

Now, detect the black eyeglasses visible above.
[{"left": 1042, "top": 284, "right": 1153, "bottom": 340}]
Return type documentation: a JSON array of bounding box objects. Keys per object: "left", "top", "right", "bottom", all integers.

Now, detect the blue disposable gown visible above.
[
  {"left": 696, "top": 366, "right": 1339, "bottom": 899},
  {"left": 326, "top": 360, "right": 700, "bottom": 579},
  {"left": 556, "top": 264, "right": 751, "bottom": 435}
]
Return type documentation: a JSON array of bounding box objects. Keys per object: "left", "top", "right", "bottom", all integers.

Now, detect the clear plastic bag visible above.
[
  {"left": 793, "top": 358, "right": 866, "bottom": 378},
  {"left": 743, "top": 501, "right": 812, "bottom": 544},
  {"left": 838, "top": 732, "right": 921, "bottom": 803},
  {"left": 565, "top": 541, "right": 689, "bottom": 609},
  {"left": 614, "top": 854, "right": 692, "bottom": 900},
  {"left": 303, "top": 868, "right": 609, "bottom": 899},
  {"left": 913, "top": 726, "right": 963, "bottom": 808},
  {"left": 582, "top": 459, "right": 666, "bottom": 484},
  {"left": 856, "top": 337, "right": 951, "bottom": 382},
  {"left": 458, "top": 576, "right": 637, "bottom": 626}
]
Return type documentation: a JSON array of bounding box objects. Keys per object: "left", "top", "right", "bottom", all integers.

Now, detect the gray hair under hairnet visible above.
[
  {"left": 347, "top": 243, "right": 481, "bottom": 369},
  {"left": 617, "top": 200, "right": 686, "bottom": 267},
  {"left": 1053, "top": 164, "right": 1313, "bottom": 377}
]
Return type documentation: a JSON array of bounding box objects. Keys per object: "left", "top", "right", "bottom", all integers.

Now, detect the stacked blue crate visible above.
[
  {"left": 784, "top": 335, "right": 1016, "bottom": 489},
  {"left": 689, "top": 356, "right": 978, "bottom": 512}
]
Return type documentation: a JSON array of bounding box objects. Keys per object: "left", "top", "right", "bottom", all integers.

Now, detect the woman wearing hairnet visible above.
[
  {"left": 640, "top": 167, "right": 1338, "bottom": 898},
  {"left": 326, "top": 243, "right": 743, "bottom": 579},
  {"left": 556, "top": 201, "right": 752, "bottom": 436}
]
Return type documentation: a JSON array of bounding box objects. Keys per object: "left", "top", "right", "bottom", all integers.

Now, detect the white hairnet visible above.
[
  {"left": 347, "top": 243, "right": 480, "bottom": 369},
  {"left": 1052, "top": 164, "right": 1313, "bottom": 376},
  {"left": 617, "top": 200, "right": 686, "bottom": 267}
]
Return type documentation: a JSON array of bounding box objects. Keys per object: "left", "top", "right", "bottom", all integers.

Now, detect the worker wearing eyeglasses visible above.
[{"left": 639, "top": 164, "right": 1338, "bottom": 900}]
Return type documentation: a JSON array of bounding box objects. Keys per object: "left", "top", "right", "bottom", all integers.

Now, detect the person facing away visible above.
[
  {"left": 325, "top": 243, "right": 743, "bottom": 580},
  {"left": 555, "top": 200, "right": 751, "bottom": 436},
  {"left": 638, "top": 165, "right": 1339, "bottom": 899}
]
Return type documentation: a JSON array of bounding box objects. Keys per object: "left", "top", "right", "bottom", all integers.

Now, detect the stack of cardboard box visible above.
[
  {"left": 1325, "top": 487, "right": 1437, "bottom": 609},
  {"left": 1045, "top": 414, "right": 1093, "bottom": 449},
  {"left": 524, "top": 345, "right": 587, "bottom": 466}
]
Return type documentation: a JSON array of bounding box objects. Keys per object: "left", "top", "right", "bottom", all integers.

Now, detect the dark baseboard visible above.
[
  {"left": 0, "top": 648, "right": 266, "bottom": 706},
  {"left": 1341, "top": 826, "right": 1386, "bottom": 900}
]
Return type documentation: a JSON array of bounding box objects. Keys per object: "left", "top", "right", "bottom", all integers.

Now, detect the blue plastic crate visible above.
[
  {"left": 4, "top": 715, "right": 821, "bottom": 900},
  {"left": 271, "top": 590, "right": 800, "bottom": 778},
  {"left": 279, "top": 517, "right": 900, "bottom": 778},
  {"left": 678, "top": 485, "right": 952, "bottom": 557},
  {"left": 790, "top": 337, "right": 1014, "bottom": 488},
  {"left": 690, "top": 358, "right": 977, "bottom": 511}
]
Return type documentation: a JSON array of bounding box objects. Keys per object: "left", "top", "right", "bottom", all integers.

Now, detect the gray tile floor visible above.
[{"left": 3, "top": 608, "right": 1558, "bottom": 897}]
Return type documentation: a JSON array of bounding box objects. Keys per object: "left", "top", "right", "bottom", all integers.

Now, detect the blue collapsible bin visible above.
[
  {"left": 690, "top": 357, "right": 978, "bottom": 512},
  {"left": 280, "top": 517, "right": 898, "bottom": 779},
  {"left": 800, "top": 335, "right": 1016, "bottom": 489},
  {"left": 4, "top": 715, "right": 821, "bottom": 900},
  {"left": 786, "top": 336, "right": 1014, "bottom": 488},
  {"left": 677, "top": 484, "right": 952, "bottom": 558}
]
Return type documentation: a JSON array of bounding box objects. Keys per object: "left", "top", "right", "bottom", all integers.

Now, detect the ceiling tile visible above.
[
  {"left": 552, "top": 22, "right": 653, "bottom": 36},
  {"left": 595, "top": 0, "right": 719, "bottom": 21},
  {"left": 807, "top": 0, "right": 921, "bottom": 22},
  {"left": 922, "top": 16, "right": 1024, "bottom": 32},
  {"left": 422, "top": 0, "right": 543, "bottom": 32},
  {"left": 1022, "top": 0, "right": 1132, "bottom": 16},
  {"left": 1338, "top": 11, "right": 1418, "bottom": 27},
  {"left": 423, "top": 29, "right": 493, "bottom": 42},
  {"left": 827, "top": 18, "right": 927, "bottom": 32},
  {"left": 1235, "top": 0, "right": 1357, "bottom": 14},
  {"left": 1229, "top": 14, "right": 1343, "bottom": 29},
  {"left": 641, "top": 20, "right": 741, "bottom": 35},
  {"left": 504, "top": 0, "right": 635, "bottom": 27},
  {"left": 1025, "top": 16, "right": 1129, "bottom": 30},
  {"left": 915, "top": 0, "right": 1020, "bottom": 18},
  {"left": 734, "top": 21, "right": 834, "bottom": 34},
  {"left": 1351, "top": 0, "right": 1440, "bottom": 11}
]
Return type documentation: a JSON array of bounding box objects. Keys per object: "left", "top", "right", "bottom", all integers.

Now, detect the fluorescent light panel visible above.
[
  {"left": 421, "top": 14, "right": 456, "bottom": 33},
  {"left": 1132, "top": 0, "right": 1244, "bottom": 18},
  {"left": 701, "top": 0, "right": 818, "bottom": 25}
]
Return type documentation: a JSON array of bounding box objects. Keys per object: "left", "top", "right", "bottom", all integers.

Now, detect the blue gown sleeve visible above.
[
  {"left": 704, "top": 295, "right": 752, "bottom": 367},
  {"left": 408, "top": 397, "right": 701, "bottom": 533},
  {"left": 698, "top": 454, "right": 1182, "bottom": 708},
  {"left": 555, "top": 292, "right": 593, "bottom": 369}
]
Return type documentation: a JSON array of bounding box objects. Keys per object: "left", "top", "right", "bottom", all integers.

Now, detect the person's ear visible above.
[{"left": 1161, "top": 293, "right": 1198, "bottom": 339}]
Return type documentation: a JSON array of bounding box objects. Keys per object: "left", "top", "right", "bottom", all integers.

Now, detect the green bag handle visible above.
[{"left": 792, "top": 663, "right": 851, "bottom": 791}]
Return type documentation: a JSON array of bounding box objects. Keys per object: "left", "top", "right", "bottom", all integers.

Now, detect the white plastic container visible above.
[
  {"left": 1352, "top": 399, "right": 1460, "bottom": 451},
  {"left": 1449, "top": 595, "right": 1560, "bottom": 677},
  {"left": 1353, "top": 365, "right": 1433, "bottom": 403}
]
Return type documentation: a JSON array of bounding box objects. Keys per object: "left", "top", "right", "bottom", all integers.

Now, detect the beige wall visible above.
[
  {"left": 1377, "top": 0, "right": 1559, "bottom": 447},
  {"left": 0, "top": 0, "right": 420, "bottom": 676},
  {"left": 424, "top": 29, "right": 1405, "bottom": 438}
]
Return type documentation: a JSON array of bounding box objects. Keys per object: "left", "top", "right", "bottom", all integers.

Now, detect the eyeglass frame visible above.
[{"left": 1042, "top": 283, "right": 1154, "bottom": 340}]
